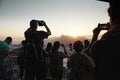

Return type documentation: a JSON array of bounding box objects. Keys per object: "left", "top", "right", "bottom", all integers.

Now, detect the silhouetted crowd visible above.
[{"left": 1, "top": 0, "right": 120, "bottom": 80}]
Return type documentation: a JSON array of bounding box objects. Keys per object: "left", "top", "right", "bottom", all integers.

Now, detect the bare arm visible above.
[
  {"left": 90, "top": 27, "right": 101, "bottom": 46},
  {"left": 90, "top": 23, "right": 110, "bottom": 46},
  {"left": 89, "top": 24, "right": 102, "bottom": 47},
  {"left": 41, "top": 20, "right": 51, "bottom": 36}
]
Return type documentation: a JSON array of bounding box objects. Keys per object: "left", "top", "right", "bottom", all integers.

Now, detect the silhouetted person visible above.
[
  {"left": 91, "top": 0, "right": 120, "bottom": 80},
  {"left": 82, "top": 39, "right": 90, "bottom": 56},
  {"left": 17, "top": 40, "right": 26, "bottom": 80},
  {"left": 45, "top": 42, "right": 53, "bottom": 79},
  {"left": 64, "top": 43, "right": 74, "bottom": 80},
  {"left": 45, "top": 42, "right": 52, "bottom": 55},
  {"left": 83, "top": 39, "right": 90, "bottom": 49},
  {"left": 0, "top": 37, "right": 12, "bottom": 80},
  {"left": 70, "top": 40, "right": 95, "bottom": 80},
  {"left": 67, "top": 43, "right": 75, "bottom": 67},
  {"left": 24, "top": 19, "right": 51, "bottom": 80},
  {"left": 50, "top": 41, "right": 67, "bottom": 80},
  {"left": 82, "top": 22, "right": 110, "bottom": 59},
  {"left": 69, "top": 40, "right": 83, "bottom": 80}
]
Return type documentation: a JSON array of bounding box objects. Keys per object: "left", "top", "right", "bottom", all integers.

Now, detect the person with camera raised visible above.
[
  {"left": 90, "top": 22, "right": 110, "bottom": 47},
  {"left": 90, "top": 0, "right": 120, "bottom": 80},
  {"left": 82, "top": 22, "right": 110, "bottom": 58},
  {"left": 24, "top": 19, "right": 51, "bottom": 45},
  {"left": 24, "top": 19, "right": 51, "bottom": 80}
]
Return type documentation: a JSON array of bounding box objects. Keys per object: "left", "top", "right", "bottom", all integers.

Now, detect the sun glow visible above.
[{"left": 68, "top": 32, "right": 80, "bottom": 37}]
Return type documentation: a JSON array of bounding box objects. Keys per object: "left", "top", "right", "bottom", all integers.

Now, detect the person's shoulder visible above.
[
  {"left": 91, "top": 37, "right": 120, "bottom": 51},
  {"left": 92, "top": 39, "right": 108, "bottom": 47},
  {"left": 98, "top": 37, "right": 120, "bottom": 45},
  {"left": 2, "top": 41, "right": 9, "bottom": 46},
  {"left": 90, "top": 39, "right": 108, "bottom": 52},
  {"left": 25, "top": 28, "right": 30, "bottom": 32}
]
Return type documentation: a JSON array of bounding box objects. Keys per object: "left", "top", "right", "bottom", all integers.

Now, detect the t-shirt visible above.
[
  {"left": 24, "top": 28, "right": 49, "bottom": 44},
  {"left": 0, "top": 41, "right": 9, "bottom": 65}
]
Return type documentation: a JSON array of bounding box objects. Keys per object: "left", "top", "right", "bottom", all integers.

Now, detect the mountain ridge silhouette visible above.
[{"left": 44, "top": 34, "right": 91, "bottom": 46}]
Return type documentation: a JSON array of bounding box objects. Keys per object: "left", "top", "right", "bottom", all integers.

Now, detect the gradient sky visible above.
[{"left": 0, "top": 0, "right": 109, "bottom": 43}]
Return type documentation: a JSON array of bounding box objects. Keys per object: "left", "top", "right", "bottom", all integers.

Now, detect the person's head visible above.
[
  {"left": 98, "top": 0, "right": 120, "bottom": 25},
  {"left": 84, "top": 39, "right": 90, "bottom": 48},
  {"left": 73, "top": 40, "right": 83, "bottom": 53},
  {"left": 69, "top": 43, "right": 73, "bottom": 50},
  {"left": 5, "top": 37, "right": 12, "bottom": 44},
  {"left": 30, "top": 19, "right": 38, "bottom": 29},
  {"left": 46, "top": 42, "right": 52, "bottom": 52},
  {"left": 53, "top": 41, "right": 60, "bottom": 49},
  {"left": 52, "top": 41, "right": 60, "bottom": 52},
  {"left": 21, "top": 40, "right": 26, "bottom": 46}
]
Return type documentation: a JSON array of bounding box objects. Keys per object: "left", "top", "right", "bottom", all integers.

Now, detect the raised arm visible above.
[{"left": 41, "top": 20, "right": 51, "bottom": 36}]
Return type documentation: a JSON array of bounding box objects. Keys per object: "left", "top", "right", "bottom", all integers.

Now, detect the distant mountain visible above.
[
  {"left": 10, "top": 35, "right": 92, "bottom": 48},
  {"left": 44, "top": 35, "right": 91, "bottom": 46}
]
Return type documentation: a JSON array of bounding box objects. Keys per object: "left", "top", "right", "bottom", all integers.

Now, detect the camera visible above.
[
  {"left": 38, "top": 20, "right": 44, "bottom": 26},
  {"left": 98, "top": 22, "right": 110, "bottom": 30}
]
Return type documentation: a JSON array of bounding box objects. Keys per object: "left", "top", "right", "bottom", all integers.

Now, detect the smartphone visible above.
[{"left": 98, "top": 22, "right": 110, "bottom": 30}]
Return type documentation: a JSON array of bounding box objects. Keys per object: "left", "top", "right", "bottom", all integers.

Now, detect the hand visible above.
[
  {"left": 40, "top": 20, "right": 46, "bottom": 26},
  {"left": 38, "top": 20, "right": 46, "bottom": 26},
  {"left": 93, "top": 26, "right": 102, "bottom": 35}
]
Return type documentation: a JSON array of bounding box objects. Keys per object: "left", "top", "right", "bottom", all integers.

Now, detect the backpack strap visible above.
[{"left": 81, "top": 53, "right": 95, "bottom": 72}]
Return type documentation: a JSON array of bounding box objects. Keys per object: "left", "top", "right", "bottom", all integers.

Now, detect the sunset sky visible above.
[{"left": 0, "top": 0, "right": 109, "bottom": 44}]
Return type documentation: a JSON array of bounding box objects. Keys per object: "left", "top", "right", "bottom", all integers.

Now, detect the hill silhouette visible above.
[
  {"left": 9, "top": 34, "right": 91, "bottom": 49},
  {"left": 44, "top": 35, "right": 91, "bottom": 46}
]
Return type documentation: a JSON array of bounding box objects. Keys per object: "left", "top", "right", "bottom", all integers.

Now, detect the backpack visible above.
[
  {"left": 81, "top": 53, "right": 95, "bottom": 71},
  {"left": 77, "top": 53, "right": 95, "bottom": 80}
]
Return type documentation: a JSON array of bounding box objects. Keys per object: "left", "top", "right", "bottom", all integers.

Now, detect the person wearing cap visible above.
[{"left": 90, "top": 0, "right": 120, "bottom": 80}]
